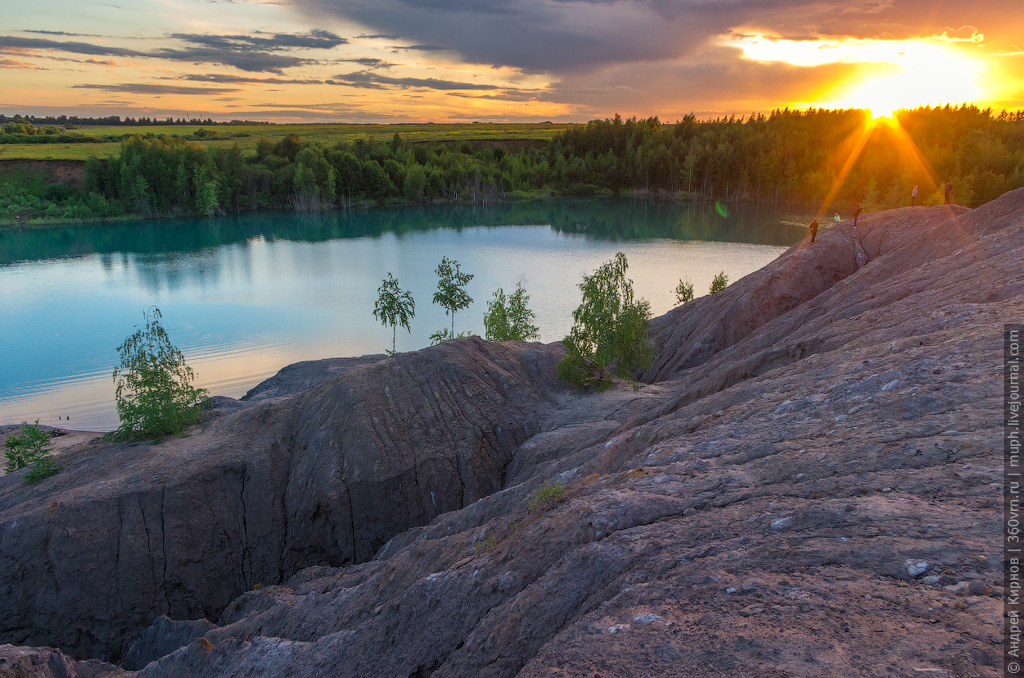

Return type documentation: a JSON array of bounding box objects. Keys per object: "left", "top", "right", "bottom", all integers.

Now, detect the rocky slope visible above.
[
  {"left": 0, "top": 339, "right": 566, "bottom": 661},
  {"left": 1, "top": 189, "right": 1020, "bottom": 677}
]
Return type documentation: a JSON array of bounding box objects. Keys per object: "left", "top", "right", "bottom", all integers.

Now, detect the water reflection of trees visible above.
[{"left": 0, "top": 198, "right": 807, "bottom": 269}]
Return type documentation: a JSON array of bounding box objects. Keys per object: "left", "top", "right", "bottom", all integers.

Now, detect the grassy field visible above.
[{"left": 0, "top": 122, "right": 577, "bottom": 161}]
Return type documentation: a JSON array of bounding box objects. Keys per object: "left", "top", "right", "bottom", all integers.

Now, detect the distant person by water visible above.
[
  {"left": 809, "top": 218, "right": 819, "bottom": 243},
  {"left": 945, "top": 181, "right": 952, "bottom": 205},
  {"left": 911, "top": 185, "right": 918, "bottom": 206}
]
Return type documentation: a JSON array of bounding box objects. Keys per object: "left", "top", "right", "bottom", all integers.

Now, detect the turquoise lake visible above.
[{"left": 0, "top": 199, "right": 811, "bottom": 431}]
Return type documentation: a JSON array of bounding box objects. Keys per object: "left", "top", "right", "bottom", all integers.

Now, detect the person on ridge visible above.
[
  {"left": 853, "top": 204, "right": 863, "bottom": 227},
  {"left": 911, "top": 185, "right": 918, "bottom": 206},
  {"left": 945, "top": 180, "right": 952, "bottom": 205},
  {"left": 809, "top": 218, "right": 819, "bottom": 243},
  {"left": 834, "top": 213, "right": 840, "bottom": 225}
]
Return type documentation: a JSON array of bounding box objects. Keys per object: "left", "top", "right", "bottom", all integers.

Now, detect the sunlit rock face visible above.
[{"left": 2, "top": 189, "right": 1021, "bottom": 677}]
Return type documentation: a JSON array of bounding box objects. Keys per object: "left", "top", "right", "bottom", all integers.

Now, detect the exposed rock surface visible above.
[
  {"left": 0, "top": 645, "right": 122, "bottom": 678},
  {"left": 119, "top": 617, "right": 216, "bottom": 671},
  {"left": 0, "top": 339, "right": 566, "bottom": 661},
  {"left": 1, "top": 190, "right": 1020, "bottom": 677},
  {"left": 240, "top": 355, "right": 386, "bottom": 401}
]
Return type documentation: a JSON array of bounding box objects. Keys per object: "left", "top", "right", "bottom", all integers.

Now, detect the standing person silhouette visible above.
[
  {"left": 809, "top": 218, "right": 819, "bottom": 243},
  {"left": 853, "top": 204, "right": 863, "bottom": 227},
  {"left": 944, "top": 180, "right": 952, "bottom": 205},
  {"left": 834, "top": 213, "right": 840, "bottom": 225},
  {"left": 911, "top": 185, "right": 918, "bottom": 206}
]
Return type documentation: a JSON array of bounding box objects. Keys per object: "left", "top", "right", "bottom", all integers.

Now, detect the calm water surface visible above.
[{"left": 0, "top": 199, "right": 810, "bottom": 430}]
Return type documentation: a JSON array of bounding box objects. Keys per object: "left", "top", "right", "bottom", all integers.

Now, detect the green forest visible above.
[{"left": 2, "top": 105, "right": 1022, "bottom": 224}]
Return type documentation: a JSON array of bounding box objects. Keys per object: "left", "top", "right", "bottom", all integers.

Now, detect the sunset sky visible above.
[{"left": 2, "top": 0, "right": 1022, "bottom": 122}]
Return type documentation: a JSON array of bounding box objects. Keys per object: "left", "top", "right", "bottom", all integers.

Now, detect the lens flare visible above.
[{"left": 728, "top": 34, "right": 988, "bottom": 115}]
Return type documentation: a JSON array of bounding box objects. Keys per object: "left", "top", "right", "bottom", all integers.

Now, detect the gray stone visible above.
[
  {"left": 906, "top": 560, "right": 931, "bottom": 578},
  {"left": 121, "top": 616, "right": 216, "bottom": 670}
]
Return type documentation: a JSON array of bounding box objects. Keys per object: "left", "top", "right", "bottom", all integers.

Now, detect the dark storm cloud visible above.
[
  {"left": 72, "top": 83, "right": 242, "bottom": 95},
  {"left": 0, "top": 30, "right": 346, "bottom": 73},
  {"left": 295, "top": 0, "right": 806, "bottom": 73},
  {"left": 294, "top": 0, "right": 1019, "bottom": 74},
  {"left": 327, "top": 71, "right": 501, "bottom": 90}
]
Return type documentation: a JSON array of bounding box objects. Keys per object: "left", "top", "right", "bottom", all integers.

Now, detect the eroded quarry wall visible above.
[{"left": 0, "top": 190, "right": 1021, "bottom": 676}]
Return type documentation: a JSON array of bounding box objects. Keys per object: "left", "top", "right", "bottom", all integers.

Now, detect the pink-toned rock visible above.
[{"left": 2, "top": 188, "right": 1021, "bottom": 677}]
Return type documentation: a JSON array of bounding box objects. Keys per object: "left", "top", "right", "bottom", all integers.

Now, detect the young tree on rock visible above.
[
  {"left": 709, "top": 271, "right": 729, "bottom": 295},
  {"left": 674, "top": 278, "right": 695, "bottom": 304},
  {"left": 558, "top": 252, "right": 653, "bottom": 390},
  {"left": 374, "top": 273, "right": 416, "bottom": 354},
  {"left": 4, "top": 420, "right": 61, "bottom": 485},
  {"left": 432, "top": 256, "right": 474, "bottom": 340},
  {"left": 484, "top": 280, "right": 540, "bottom": 342},
  {"left": 110, "top": 307, "right": 208, "bottom": 442}
]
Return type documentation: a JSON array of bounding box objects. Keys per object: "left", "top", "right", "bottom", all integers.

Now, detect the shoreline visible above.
[{"left": 0, "top": 191, "right": 821, "bottom": 231}]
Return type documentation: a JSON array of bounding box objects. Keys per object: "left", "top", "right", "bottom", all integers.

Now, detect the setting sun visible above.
[
  {"left": 833, "top": 42, "right": 984, "bottom": 117},
  {"left": 730, "top": 33, "right": 989, "bottom": 117}
]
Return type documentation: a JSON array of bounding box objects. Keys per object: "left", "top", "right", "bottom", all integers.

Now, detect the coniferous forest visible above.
[{"left": 2, "top": 105, "right": 1022, "bottom": 224}]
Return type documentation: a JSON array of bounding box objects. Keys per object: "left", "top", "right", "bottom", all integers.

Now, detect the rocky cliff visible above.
[{"left": 1, "top": 189, "right": 1020, "bottom": 677}]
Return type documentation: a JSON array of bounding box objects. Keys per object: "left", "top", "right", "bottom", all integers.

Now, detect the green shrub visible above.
[
  {"left": 558, "top": 252, "right": 653, "bottom": 390},
  {"left": 484, "top": 281, "right": 540, "bottom": 341},
  {"left": 4, "top": 420, "right": 51, "bottom": 472},
  {"left": 527, "top": 480, "right": 567, "bottom": 512},
  {"left": 429, "top": 328, "right": 475, "bottom": 345},
  {"left": 109, "top": 307, "right": 209, "bottom": 442},
  {"left": 709, "top": 271, "right": 729, "bottom": 295},
  {"left": 472, "top": 533, "right": 499, "bottom": 554},
  {"left": 24, "top": 456, "right": 61, "bottom": 484},
  {"left": 674, "top": 279, "right": 694, "bottom": 304},
  {"left": 4, "top": 420, "right": 61, "bottom": 484}
]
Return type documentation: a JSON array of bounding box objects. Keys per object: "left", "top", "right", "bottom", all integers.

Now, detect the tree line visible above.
[
  {"left": 0, "top": 113, "right": 236, "bottom": 127},
  {"left": 2, "top": 104, "right": 1022, "bottom": 224},
  {"left": 554, "top": 105, "right": 1024, "bottom": 209}
]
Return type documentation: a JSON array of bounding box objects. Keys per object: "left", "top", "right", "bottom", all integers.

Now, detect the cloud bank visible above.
[{"left": 0, "top": 30, "right": 347, "bottom": 73}]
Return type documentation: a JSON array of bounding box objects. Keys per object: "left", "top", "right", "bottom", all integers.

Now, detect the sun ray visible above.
[
  {"left": 816, "top": 112, "right": 876, "bottom": 219},
  {"left": 886, "top": 114, "right": 942, "bottom": 200}
]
